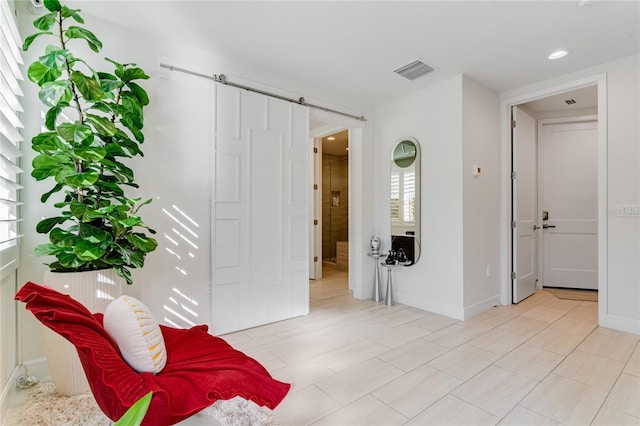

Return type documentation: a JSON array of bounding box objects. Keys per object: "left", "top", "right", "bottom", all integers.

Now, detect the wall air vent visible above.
[
  {"left": 394, "top": 59, "right": 437, "bottom": 81},
  {"left": 564, "top": 98, "right": 577, "bottom": 105}
]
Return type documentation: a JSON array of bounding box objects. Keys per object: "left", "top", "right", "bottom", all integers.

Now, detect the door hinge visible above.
[
  {"left": 313, "top": 147, "right": 318, "bottom": 154},
  {"left": 511, "top": 271, "right": 516, "bottom": 280},
  {"left": 313, "top": 184, "right": 318, "bottom": 190},
  {"left": 511, "top": 171, "right": 516, "bottom": 180},
  {"left": 511, "top": 221, "right": 516, "bottom": 229},
  {"left": 314, "top": 256, "right": 318, "bottom": 262},
  {"left": 313, "top": 219, "right": 318, "bottom": 225},
  {"left": 511, "top": 120, "right": 516, "bottom": 129}
]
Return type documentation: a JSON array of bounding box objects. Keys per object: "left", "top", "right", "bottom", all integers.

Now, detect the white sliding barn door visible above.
[{"left": 212, "top": 84, "right": 309, "bottom": 334}]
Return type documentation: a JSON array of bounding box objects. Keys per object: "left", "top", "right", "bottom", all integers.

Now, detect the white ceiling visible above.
[
  {"left": 63, "top": 1, "right": 639, "bottom": 108},
  {"left": 523, "top": 85, "right": 598, "bottom": 114}
]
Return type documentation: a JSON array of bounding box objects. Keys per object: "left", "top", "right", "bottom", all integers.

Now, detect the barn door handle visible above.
[{"left": 543, "top": 224, "right": 556, "bottom": 229}]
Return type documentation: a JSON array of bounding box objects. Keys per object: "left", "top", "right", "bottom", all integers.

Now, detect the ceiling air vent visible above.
[
  {"left": 564, "top": 98, "right": 577, "bottom": 105},
  {"left": 394, "top": 59, "right": 436, "bottom": 81}
]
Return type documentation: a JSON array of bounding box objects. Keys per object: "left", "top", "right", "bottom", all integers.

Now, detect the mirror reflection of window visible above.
[
  {"left": 390, "top": 138, "right": 421, "bottom": 264},
  {"left": 391, "top": 170, "right": 415, "bottom": 225}
]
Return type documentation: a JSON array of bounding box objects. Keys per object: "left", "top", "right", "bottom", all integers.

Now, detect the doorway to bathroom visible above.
[{"left": 321, "top": 130, "right": 349, "bottom": 273}]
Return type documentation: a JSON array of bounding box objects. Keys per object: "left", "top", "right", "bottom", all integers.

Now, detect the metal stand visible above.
[
  {"left": 382, "top": 263, "right": 395, "bottom": 306},
  {"left": 367, "top": 253, "right": 384, "bottom": 302}
]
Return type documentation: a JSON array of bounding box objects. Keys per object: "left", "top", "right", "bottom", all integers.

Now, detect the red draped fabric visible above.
[{"left": 15, "top": 281, "right": 290, "bottom": 425}]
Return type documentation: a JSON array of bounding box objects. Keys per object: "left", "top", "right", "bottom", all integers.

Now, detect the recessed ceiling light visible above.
[
  {"left": 548, "top": 50, "right": 569, "bottom": 60},
  {"left": 327, "top": 136, "right": 335, "bottom": 141}
]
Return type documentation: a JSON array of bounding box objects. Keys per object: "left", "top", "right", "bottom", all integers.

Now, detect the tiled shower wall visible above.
[{"left": 322, "top": 154, "right": 349, "bottom": 262}]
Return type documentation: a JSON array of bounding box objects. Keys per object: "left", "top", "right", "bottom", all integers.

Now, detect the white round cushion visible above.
[{"left": 103, "top": 295, "right": 167, "bottom": 374}]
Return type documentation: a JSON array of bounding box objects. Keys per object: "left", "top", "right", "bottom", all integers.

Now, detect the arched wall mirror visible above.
[{"left": 390, "top": 137, "right": 421, "bottom": 265}]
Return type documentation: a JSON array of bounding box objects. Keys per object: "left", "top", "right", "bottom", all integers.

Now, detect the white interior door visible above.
[
  {"left": 212, "top": 84, "right": 310, "bottom": 334},
  {"left": 540, "top": 120, "right": 598, "bottom": 290},
  {"left": 512, "top": 106, "right": 538, "bottom": 303}
]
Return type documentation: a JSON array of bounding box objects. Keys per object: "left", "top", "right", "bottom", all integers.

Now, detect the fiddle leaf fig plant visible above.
[{"left": 24, "top": 0, "right": 157, "bottom": 284}]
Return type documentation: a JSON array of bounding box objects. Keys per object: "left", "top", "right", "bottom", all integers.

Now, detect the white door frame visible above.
[
  {"left": 309, "top": 124, "right": 346, "bottom": 281},
  {"left": 309, "top": 113, "right": 365, "bottom": 293},
  {"left": 499, "top": 74, "right": 608, "bottom": 323}
]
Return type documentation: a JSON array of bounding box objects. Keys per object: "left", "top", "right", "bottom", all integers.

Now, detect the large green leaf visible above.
[
  {"left": 39, "top": 80, "right": 72, "bottom": 107},
  {"left": 95, "top": 180, "right": 125, "bottom": 195},
  {"left": 105, "top": 58, "right": 125, "bottom": 79},
  {"left": 65, "top": 171, "right": 99, "bottom": 188},
  {"left": 54, "top": 165, "right": 76, "bottom": 184},
  {"left": 79, "top": 223, "right": 111, "bottom": 244},
  {"left": 44, "top": 0, "right": 62, "bottom": 12},
  {"left": 69, "top": 201, "right": 87, "bottom": 219},
  {"left": 88, "top": 101, "right": 115, "bottom": 115},
  {"left": 113, "top": 265, "right": 133, "bottom": 285},
  {"left": 40, "top": 183, "right": 64, "bottom": 203},
  {"left": 119, "top": 216, "right": 141, "bottom": 227},
  {"left": 98, "top": 72, "right": 121, "bottom": 93},
  {"left": 57, "top": 251, "right": 86, "bottom": 268},
  {"left": 85, "top": 207, "right": 107, "bottom": 220},
  {"left": 39, "top": 47, "right": 68, "bottom": 69},
  {"left": 32, "top": 153, "right": 66, "bottom": 180},
  {"left": 121, "top": 92, "right": 143, "bottom": 125},
  {"left": 65, "top": 26, "right": 102, "bottom": 53},
  {"left": 60, "top": 6, "right": 84, "bottom": 23},
  {"left": 57, "top": 122, "right": 92, "bottom": 143},
  {"left": 34, "top": 243, "right": 65, "bottom": 256},
  {"left": 113, "top": 245, "right": 146, "bottom": 268},
  {"left": 126, "top": 82, "right": 149, "bottom": 106},
  {"left": 50, "top": 228, "right": 77, "bottom": 247},
  {"left": 126, "top": 234, "right": 158, "bottom": 253},
  {"left": 86, "top": 114, "right": 117, "bottom": 136},
  {"left": 36, "top": 216, "right": 67, "bottom": 234},
  {"left": 100, "top": 158, "right": 134, "bottom": 180},
  {"left": 22, "top": 32, "right": 53, "bottom": 51},
  {"left": 123, "top": 120, "right": 145, "bottom": 143},
  {"left": 44, "top": 104, "right": 68, "bottom": 130},
  {"left": 74, "top": 239, "right": 106, "bottom": 261},
  {"left": 104, "top": 142, "right": 128, "bottom": 158},
  {"left": 33, "top": 13, "right": 57, "bottom": 31},
  {"left": 114, "top": 392, "right": 152, "bottom": 426},
  {"left": 27, "top": 61, "right": 62, "bottom": 85},
  {"left": 71, "top": 71, "right": 104, "bottom": 101},
  {"left": 32, "top": 131, "right": 63, "bottom": 152},
  {"left": 74, "top": 146, "right": 106, "bottom": 162},
  {"left": 121, "top": 67, "right": 149, "bottom": 83}
]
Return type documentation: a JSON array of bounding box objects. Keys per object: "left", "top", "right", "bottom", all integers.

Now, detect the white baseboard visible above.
[
  {"left": 0, "top": 366, "right": 22, "bottom": 424},
  {"left": 599, "top": 313, "right": 640, "bottom": 335},
  {"left": 396, "top": 292, "right": 465, "bottom": 320},
  {"left": 20, "top": 357, "right": 50, "bottom": 380},
  {"left": 463, "top": 295, "right": 502, "bottom": 320},
  {"left": 0, "top": 358, "right": 50, "bottom": 423}
]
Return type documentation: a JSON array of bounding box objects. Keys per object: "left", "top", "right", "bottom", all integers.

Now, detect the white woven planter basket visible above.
[{"left": 42, "top": 269, "right": 124, "bottom": 396}]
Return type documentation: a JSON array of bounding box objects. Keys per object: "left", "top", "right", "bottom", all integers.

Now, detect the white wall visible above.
[
  {"left": 604, "top": 56, "right": 640, "bottom": 329},
  {"left": 373, "top": 75, "right": 501, "bottom": 319},
  {"left": 374, "top": 76, "right": 466, "bottom": 317},
  {"left": 461, "top": 76, "right": 501, "bottom": 316}
]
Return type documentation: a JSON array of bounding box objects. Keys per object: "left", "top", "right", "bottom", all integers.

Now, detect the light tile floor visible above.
[
  {"left": 6, "top": 265, "right": 639, "bottom": 426},
  {"left": 223, "top": 265, "right": 639, "bottom": 426}
]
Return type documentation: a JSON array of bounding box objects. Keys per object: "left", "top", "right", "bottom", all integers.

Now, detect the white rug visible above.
[{"left": 20, "top": 381, "right": 277, "bottom": 425}]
